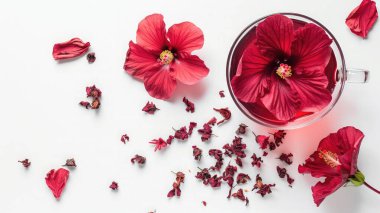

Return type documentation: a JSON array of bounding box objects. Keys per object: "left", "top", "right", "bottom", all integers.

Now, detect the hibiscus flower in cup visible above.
[
  {"left": 299, "top": 126, "right": 380, "bottom": 206},
  {"left": 124, "top": 14, "right": 209, "bottom": 100}
]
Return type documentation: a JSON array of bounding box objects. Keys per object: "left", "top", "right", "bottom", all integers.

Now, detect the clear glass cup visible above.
[{"left": 226, "top": 13, "right": 369, "bottom": 130}]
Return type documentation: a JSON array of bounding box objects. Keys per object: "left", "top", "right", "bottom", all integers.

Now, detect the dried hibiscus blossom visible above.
[
  {"left": 52, "top": 38, "right": 90, "bottom": 60},
  {"left": 346, "top": 0, "right": 378, "bottom": 38},
  {"left": 188, "top": 122, "right": 197, "bottom": 135},
  {"left": 124, "top": 14, "right": 209, "bottom": 100},
  {"left": 237, "top": 173, "right": 251, "bottom": 184},
  {"left": 272, "top": 130, "right": 286, "bottom": 146},
  {"left": 195, "top": 167, "right": 211, "bottom": 185},
  {"left": 173, "top": 126, "right": 189, "bottom": 140},
  {"left": 236, "top": 123, "right": 248, "bottom": 135},
  {"left": 62, "top": 158, "right": 76, "bottom": 167},
  {"left": 87, "top": 52, "right": 96, "bottom": 63},
  {"left": 198, "top": 123, "right": 214, "bottom": 142},
  {"left": 142, "top": 101, "right": 159, "bottom": 114},
  {"left": 192, "top": 146, "right": 202, "bottom": 161},
  {"left": 251, "top": 153, "right": 263, "bottom": 168},
  {"left": 183, "top": 97, "right": 195, "bottom": 113},
  {"left": 232, "top": 189, "right": 249, "bottom": 206},
  {"left": 121, "top": 134, "right": 129, "bottom": 143},
  {"left": 277, "top": 166, "right": 294, "bottom": 186},
  {"left": 202, "top": 201, "right": 207, "bottom": 206},
  {"left": 18, "top": 159, "right": 31, "bottom": 168},
  {"left": 149, "top": 138, "right": 167, "bottom": 151},
  {"left": 253, "top": 132, "right": 270, "bottom": 150},
  {"left": 109, "top": 181, "right": 119, "bottom": 190},
  {"left": 79, "top": 85, "right": 102, "bottom": 109},
  {"left": 219, "top": 90, "right": 225, "bottom": 98},
  {"left": 213, "top": 108, "right": 231, "bottom": 125},
  {"left": 208, "top": 174, "right": 223, "bottom": 188},
  {"left": 209, "top": 149, "right": 224, "bottom": 171},
  {"left": 279, "top": 153, "right": 293, "bottom": 165},
  {"left": 207, "top": 117, "right": 217, "bottom": 126},
  {"left": 252, "top": 174, "right": 275, "bottom": 197},
  {"left": 131, "top": 154, "right": 146, "bottom": 165},
  {"left": 45, "top": 168, "right": 70, "bottom": 199},
  {"left": 223, "top": 136, "right": 247, "bottom": 159},
  {"left": 167, "top": 172, "right": 185, "bottom": 198}
]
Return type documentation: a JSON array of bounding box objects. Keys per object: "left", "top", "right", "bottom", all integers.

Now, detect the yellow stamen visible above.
[
  {"left": 159, "top": 50, "right": 174, "bottom": 65},
  {"left": 276, "top": 63, "right": 292, "bottom": 79},
  {"left": 318, "top": 150, "right": 341, "bottom": 168}
]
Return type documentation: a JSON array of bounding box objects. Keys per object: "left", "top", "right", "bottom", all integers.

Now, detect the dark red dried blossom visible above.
[
  {"left": 252, "top": 174, "right": 275, "bottom": 197},
  {"left": 80, "top": 85, "right": 102, "bottom": 110},
  {"left": 192, "top": 146, "right": 202, "bottom": 161},
  {"left": 254, "top": 133, "right": 270, "bottom": 150},
  {"left": 269, "top": 142, "right": 276, "bottom": 151},
  {"left": 286, "top": 174, "right": 294, "bottom": 186},
  {"left": 87, "top": 52, "right": 96, "bottom": 63},
  {"left": 173, "top": 126, "right": 189, "bottom": 140},
  {"left": 208, "top": 174, "right": 223, "bottom": 188},
  {"left": 236, "top": 123, "right": 248, "bottom": 135},
  {"left": 18, "top": 159, "right": 31, "bottom": 168},
  {"left": 272, "top": 130, "right": 286, "bottom": 146},
  {"left": 52, "top": 38, "right": 90, "bottom": 60},
  {"left": 188, "top": 122, "right": 197, "bottom": 135},
  {"left": 45, "top": 168, "right": 70, "bottom": 199},
  {"left": 198, "top": 123, "right": 213, "bottom": 142},
  {"left": 222, "top": 164, "right": 237, "bottom": 186},
  {"left": 142, "top": 101, "right": 159, "bottom": 114},
  {"left": 235, "top": 157, "right": 243, "bottom": 167},
  {"left": 232, "top": 189, "right": 249, "bottom": 205},
  {"left": 149, "top": 138, "right": 167, "bottom": 151},
  {"left": 167, "top": 172, "right": 185, "bottom": 198},
  {"left": 251, "top": 153, "right": 263, "bottom": 168},
  {"left": 62, "top": 158, "right": 76, "bottom": 167},
  {"left": 277, "top": 166, "right": 287, "bottom": 178},
  {"left": 121, "top": 134, "right": 129, "bottom": 143},
  {"left": 202, "top": 201, "right": 207, "bottom": 206},
  {"left": 279, "top": 153, "right": 293, "bottom": 165},
  {"left": 131, "top": 154, "right": 146, "bottom": 165},
  {"left": 237, "top": 173, "right": 251, "bottom": 184},
  {"left": 183, "top": 97, "right": 195, "bottom": 113},
  {"left": 263, "top": 151, "right": 268, "bottom": 157},
  {"left": 207, "top": 117, "right": 217, "bottom": 126},
  {"left": 166, "top": 135, "right": 175, "bottom": 145},
  {"left": 219, "top": 90, "right": 225, "bottom": 98},
  {"left": 109, "top": 181, "right": 118, "bottom": 190},
  {"left": 209, "top": 149, "right": 224, "bottom": 171},
  {"left": 223, "top": 136, "right": 247, "bottom": 158},
  {"left": 195, "top": 168, "right": 211, "bottom": 185},
  {"left": 213, "top": 108, "right": 231, "bottom": 125}
]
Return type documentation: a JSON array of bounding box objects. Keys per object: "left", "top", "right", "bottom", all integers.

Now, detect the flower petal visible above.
[
  {"left": 136, "top": 14, "right": 167, "bottom": 53},
  {"left": 346, "top": 0, "right": 378, "bottom": 38},
  {"left": 261, "top": 76, "right": 301, "bottom": 121},
  {"left": 45, "top": 168, "right": 70, "bottom": 199},
  {"left": 52, "top": 38, "right": 90, "bottom": 60},
  {"left": 292, "top": 23, "right": 333, "bottom": 73},
  {"left": 171, "top": 54, "right": 209, "bottom": 85},
  {"left": 256, "top": 14, "right": 294, "bottom": 58},
  {"left": 167, "top": 22, "right": 204, "bottom": 54},
  {"left": 144, "top": 67, "right": 177, "bottom": 100},
  {"left": 286, "top": 70, "right": 332, "bottom": 112},
  {"left": 298, "top": 150, "right": 341, "bottom": 178},
  {"left": 311, "top": 177, "right": 344, "bottom": 207},
  {"left": 231, "top": 43, "right": 272, "bottom": 103},
  {"left": 124, "top": 41, "right": 160, "bottom": 80}
]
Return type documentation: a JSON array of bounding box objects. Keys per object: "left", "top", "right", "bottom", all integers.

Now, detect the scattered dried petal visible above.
[
  {"left": 223, "top": 136, "right": 247, "bottom": 158},
  {"left": 269, "top": 142, "right": 276, "bottom": 151},
  {"left": 237, "top": 173, "right": 251, "bottom": 184},
  {"left": 252, "top": 174, "right": 275, "bottom": 197},
  {"left": 236, "top": 123, "right": 248, "bottom": 135},
  {"left": 251, "top": 153, "right": 263, "bottom": 168},
  {"left": 279, "top": 153, "right": 293, "bottom": 165},
  {"left": 173, "top": 126, "right": 189, "bottom": 140},
  {"left": 183, "top": 97, "right": 195, "bottom": 113},
  {"left": 235, "top": 157, "right": 243, "bottom": 167},
  {"left": 62, "top": 158, "right": 76, "bottom": 167},
  {"left": 45, "top": 168, "right": 70, "bottom": 199},
  {"left": 195, "top": 168, "right": 211, "bottom": 185},
  {"left": 81, "top": 85, "right": 102, "bottom": 110},
  {"left": 168, "top": 172, "right": 185, "bottom": 198},
  {"left": 213, "top": 108, "right": 231, "bottom": 125},
  {"left": 142, "top": 101, "right": 159, "bottom": 114},
  {"left": 209, "top": 149, "right": 224, "bottom": 171},
  {"left": 222, "top": 164, "right": 237, "bottom": 187},
  {"left": 255, "top": 134, "right": 270, "bottom": 149},
  {"left": 219, "top": 90, "right": 225, "bottom": 98},
  {"left": 232, "top": 189, "right": 248, "bottom": 205},
  {"left": 87, "top": 52, "right": 96, "bottom": 63},
  {"left": 188, "top": 122, "right": 197, "bottom": 135},
  {"left": 131, "top": 154, "right": 146, "bottom": 165},
  {"left": 207, "top": 117, "right": 217, "bottom": 126},
  {"left": 52, "top": 38, "right": 90, "bottom": 60},
  {"left": 149, "top": 138, "right": 167, "bottom": 151},
  {"left": 277, "top": 166, "right": 287, "bottom": 178},
  {"left": 109, "top": 181, "right": 118, "bottom": 190},
  {"left": 202, "top": 201, "right": 207, "bottom": 206},
  {"left": 198, "top": 123, "right": 213, "bottom": 142},
  {"left": 273, "top": 130, "right": 286, "bottom": 147},
  {"left": 208, "top": 174, "right": 223, "bottom": 188},
  {"left": 192, "top": 146, "right": 202, "bottom": 161},
  {"left": 166, "top": 135, "right": 175, "bottom": 145},
  {"left": 121, "top": 134, "right": 129, "bottom": 144},
  {"left": 18, "top": 159, "right": 31, "bottom": 168},
  {"left": 79, "top": 101, "right": 91, "bottom": 109},
  {"left": 286, "top": 174, "right": 295, "bottom": 186},
  {"left": 263, "top": 151, "right": 268, "bottom": 157}
]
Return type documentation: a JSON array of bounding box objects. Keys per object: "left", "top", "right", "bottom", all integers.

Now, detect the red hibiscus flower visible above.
[
  {"left": 124, "top": 14, "right": 209, "bottom": 100},
  {"left": 231, "top": 14, "right": 333, "bottom": 121},
  {"left": 346, "top": 0, "right": 378, "bottom": 38},
  {"left": 299, "top": 126, "right": 380, "bottom": 206}
]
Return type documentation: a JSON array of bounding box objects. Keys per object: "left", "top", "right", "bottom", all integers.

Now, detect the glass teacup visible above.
[{"left": 226, "top": 13, "right": 369, "bottom": 130}]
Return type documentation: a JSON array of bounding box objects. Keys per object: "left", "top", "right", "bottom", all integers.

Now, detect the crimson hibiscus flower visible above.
[
  {"left": 232, "top": 14, "right": 333, "bottom": 121},
  {"left": 299, "top": 126, "right": 380, "bottom": 206},
  {"left": 124, "top": 14, "right": 209, "bottom": 100}
]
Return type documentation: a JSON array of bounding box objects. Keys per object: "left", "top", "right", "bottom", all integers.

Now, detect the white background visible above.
[{"left": 0, "top": 0, "right": 379, "bottom": 212}]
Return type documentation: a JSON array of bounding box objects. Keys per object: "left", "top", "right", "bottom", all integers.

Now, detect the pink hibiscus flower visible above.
[
  {"left": 231, "top": 14, "right": 333, "bottom": 121},
  {"left": 299, "top": 126, "right": 380, "bottom": 206},
  {"left": 124, "top": 14, "right": 209, "bottom": 100}
]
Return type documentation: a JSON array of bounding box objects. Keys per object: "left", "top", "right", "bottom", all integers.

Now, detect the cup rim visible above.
[{"left": 226, "top": 12, "right": 346, "bottom": 129}]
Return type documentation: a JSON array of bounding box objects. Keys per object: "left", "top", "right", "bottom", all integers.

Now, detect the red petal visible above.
[
  {"left": 167, "top": 21, "right": 204, "bottom": 53},
  {"left": 256, "top": 14, "right": 294, "bottom": 58},
  {"left": 231, "top": 43, "right": 272, "bottom": 103},
  {"left": 52, "top": 38, "right": 90, "bottom": 60},
  {"left": 286, "top": 70, "right": 332, "bottom": 112},
  {"left": 298, "top": 151, "right": 341, "bottom": 178},
  {"left": 124, "top": 41, "right": 160, "bottom": 80},
  {"left": 136, "top": 14, "right": 167, "bottom": 53},
  {"left": 45, "top": 168, "right": 69, "bottom": 199},
  {"left": 311, "top": 177, "right": 344, "bottom": 207},
  {"left": 292, "top": 23, "right": 333, "bottom": 73},
  {"left": 144, "top": 67, "right": 177, "bottom": 100},
  {"left": 261, "top": 76, "right": 301, "bottom": 121},
  {"left": 346, "top": 0, "right": 378, "bottom": 38},
  {"left": 172, "top": 55, "right": 209, "bottom": 85}
]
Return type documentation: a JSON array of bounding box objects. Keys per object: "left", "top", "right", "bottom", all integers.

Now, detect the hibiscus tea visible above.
[{"left": 227, "top": 13, "right": 343, "bottom": 129}]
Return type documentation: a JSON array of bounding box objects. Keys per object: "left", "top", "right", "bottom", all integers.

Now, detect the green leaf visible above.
[{"left": 349, "top": 171, "right": 365, "bottom": 186}]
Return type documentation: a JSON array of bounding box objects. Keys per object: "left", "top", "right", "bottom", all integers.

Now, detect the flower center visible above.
[
  {"left": 318, "top": 150, "right": 341, "bottom": 168},
  {"left": 159, "top": 50, "right": 174, "bottom": 65},
  {"left": 276, "top": 63, "right": 292, "bottom": 79}
]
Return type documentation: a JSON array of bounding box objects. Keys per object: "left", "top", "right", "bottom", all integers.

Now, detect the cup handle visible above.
[{"left": 346, "top": 69, "right": 369, "bottom": 83}]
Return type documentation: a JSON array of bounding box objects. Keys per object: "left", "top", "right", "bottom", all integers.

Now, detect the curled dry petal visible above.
[
  {"left": 18, "top": 159, "right": 31, "bottom": 168},
  {"left": 121, "top": 134, "right": 129, "bottom": 143},
  {"left": 131, "top": 154, "right": 146, "bottom": 165},
  {"left": 52, "top": 38, "right": 90, "bottom": 60},
  {"left": 183, "top": 97, "right": 195, "bottom": 113},
  {"left": 213, "top": 108, "right": 231, "bottom": 125},
  {"left": 62, "top": 158, "right": 76, "bottom": 167},
  {"left": 142, "top": 101, "right": 159, "bottom": 114},
  {"left": 109, "top": 181, "right": 118, "bottom": 190},
  {"left": 87, "top": 52, "right": 96, "bottom": 63}
]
